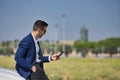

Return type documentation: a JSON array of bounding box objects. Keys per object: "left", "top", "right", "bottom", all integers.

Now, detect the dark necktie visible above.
[{"left": 37, "top": 41, "right": 43, "bottom": 58}]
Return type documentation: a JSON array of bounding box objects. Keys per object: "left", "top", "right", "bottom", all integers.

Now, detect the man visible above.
[{"left": 15, "top": 20, "right": 60, "bottom": 80}]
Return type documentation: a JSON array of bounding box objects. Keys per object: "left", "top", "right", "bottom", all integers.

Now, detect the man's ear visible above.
[{"left": 38, "top": 28, "right": 41, "bottom": 32}]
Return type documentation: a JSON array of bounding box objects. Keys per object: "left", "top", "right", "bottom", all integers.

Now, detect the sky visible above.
[{"left": 0, "top": 0, "right": 120, "bottom": 42}]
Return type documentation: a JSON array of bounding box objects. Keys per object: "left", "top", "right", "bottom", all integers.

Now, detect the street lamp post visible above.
[
  {"left": 62, "top": 14, "right": 66, "bottom": 52},
  {"left": 54, "top": 24, "right": 58, "bottom": 53}
]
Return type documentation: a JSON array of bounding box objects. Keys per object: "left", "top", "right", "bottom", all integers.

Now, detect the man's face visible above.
[{"left": 38, "top": 26, "right": 47, "bottom": 38}]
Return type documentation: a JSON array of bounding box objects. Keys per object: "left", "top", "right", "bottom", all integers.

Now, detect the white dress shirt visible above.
[
  {"left": 32, "top": 33, "right": 41, "bottom": 62},
  {"left": 31, "top": 33, "right": 51, "bottom": 62}
]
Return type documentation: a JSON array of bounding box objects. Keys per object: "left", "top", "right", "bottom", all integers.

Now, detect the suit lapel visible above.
[{"left": 29, "top": 33, "right": 36, "bottom": 60}]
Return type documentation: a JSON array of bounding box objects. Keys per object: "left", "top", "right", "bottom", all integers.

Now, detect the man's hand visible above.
[
  {"left": 31, "top": 65, "right": 36, "bottom": 72},
  {"left": 50, "top": 54, "right": 60, "bottom": 61}
]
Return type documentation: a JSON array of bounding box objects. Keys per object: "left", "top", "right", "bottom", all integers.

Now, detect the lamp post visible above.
[
  {"left": 54, "top": 24, "right": 58, "bottom": 53},
  {"left": 62, "top": 14, "right": 66, "bottom": 52}
]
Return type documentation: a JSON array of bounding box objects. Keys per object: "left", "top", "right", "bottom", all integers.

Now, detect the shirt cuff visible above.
[{"left": 49, "top": 56, "right": 51, "bottom": 61}]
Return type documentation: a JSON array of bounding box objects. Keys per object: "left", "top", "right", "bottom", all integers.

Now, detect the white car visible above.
[{"left": 0, "top": 68, "right": 24, "bottom": 80}]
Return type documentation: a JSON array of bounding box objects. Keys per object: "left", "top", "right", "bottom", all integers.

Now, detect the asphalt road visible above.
[{"left": 0, "top": 68, "right": 24, "bottom": 80}]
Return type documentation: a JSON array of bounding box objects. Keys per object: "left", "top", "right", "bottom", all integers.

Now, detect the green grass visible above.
[
  {"left": 0, "top": 56, "right": 120, "bottom": 80},
  {"left": 45, "top": 58, "right": 120, "bottom": 80},
  {"left": 0, "top": 56, "right": 16, "bottom": 70}
]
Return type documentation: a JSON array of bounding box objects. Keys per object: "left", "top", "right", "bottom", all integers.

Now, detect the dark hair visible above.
[{"left": 33, "top": 20, "right": 48, "bottom": 31}]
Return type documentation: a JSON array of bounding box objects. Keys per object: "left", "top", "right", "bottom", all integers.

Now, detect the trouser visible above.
[{"left": 29, "top": 62, "right": 49, "bottom": 80}]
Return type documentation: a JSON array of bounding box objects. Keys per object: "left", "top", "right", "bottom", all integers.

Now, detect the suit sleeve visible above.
[
  {"left": 41, "top": 56, "right": 50, "bottom": 62},
  {"left": 15, "top": 41, "right": 33, "bottom": 70}
]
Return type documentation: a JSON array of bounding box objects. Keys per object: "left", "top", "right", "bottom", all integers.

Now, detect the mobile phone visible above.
[{"left": 58, "top": 51, "right": 64, "bottom": 57}]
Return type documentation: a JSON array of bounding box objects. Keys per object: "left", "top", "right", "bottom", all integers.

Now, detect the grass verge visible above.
[{"left": 0, "top": 56, "right": 120, "bottom": 80}]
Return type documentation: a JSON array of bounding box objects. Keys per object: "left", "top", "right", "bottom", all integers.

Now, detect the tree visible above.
[
  {"left": 0, "top": 40, "right": 13, "bottom": 56},
  {"left": 1, "top": 40, "right": 10, "bottom": 47},
  {"left": 92, "top": 42, "right": 103, "bottom": 57},
  {"left": 14, "top": 39, "right": 19, "bottom": 48},
  {"left": 103, "top": 38, "right": 120, "bottom": 57},
  {"left": 74, "top": 40, "right": 94, "bottom": 57},
  {"left": 39, "top": 40, "right": 54, "bottom": 54},
  {"left": 58, "top": 44, "right": 73, "bottom": 57}
]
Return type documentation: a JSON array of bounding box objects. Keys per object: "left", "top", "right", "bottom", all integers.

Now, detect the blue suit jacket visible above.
[{"left": 15, "top": 33, "right": 49, "bottom": 80}]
